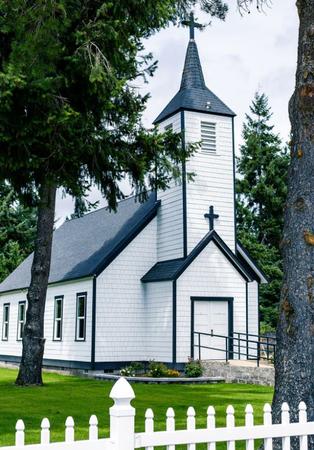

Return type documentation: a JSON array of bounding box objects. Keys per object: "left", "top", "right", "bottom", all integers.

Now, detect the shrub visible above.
[
  {"left": 129, "top": 362, "right": 145, "bottom": 373},
  {"left": 120, "top": 366, "right": 135, "bottom": 377},
  {"left": 184, "top": 359, "right": 203, "bottom": 378},
  {"left": 120, "top": 362, "right": 145, "bottom": 377},
  {"left": 166, "top": 369, "right": 180, "bottom": 377},
  {"left": 148, "top": 361, "right": 168, "bottom": 377}
]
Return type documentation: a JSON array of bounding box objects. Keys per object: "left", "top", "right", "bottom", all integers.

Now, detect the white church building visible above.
[{"left": 0, "top": 21, "right": 267, "bottom": 370}]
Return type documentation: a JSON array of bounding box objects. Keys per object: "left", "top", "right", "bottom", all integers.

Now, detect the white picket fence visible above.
[{"left": 1, "top": 377, "right": 313, "bottom": 450}]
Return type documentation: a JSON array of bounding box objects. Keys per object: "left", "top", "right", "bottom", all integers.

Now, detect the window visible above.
[
  {"left": 2, "top": 304, "right": 10, "bottom": 341},
  {"left": 164, "top": 123, "right": 173, "bottom": 131},
  {"left": 201, "top": 121, "right": 216, "bottom": 154},
  {"left": 53, "top": 296, "right": 63, "bottom": 341},
  {"left": 17, "top": 301, "right": 26, "bottom": 341},
  {"left": 75, "top": 293, "right": 87, "bottom": 341}
]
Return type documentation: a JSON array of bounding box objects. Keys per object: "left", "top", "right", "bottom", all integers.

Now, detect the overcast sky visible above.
[{"left": 55, "top": 0, "right": 298, "bottom": 223}]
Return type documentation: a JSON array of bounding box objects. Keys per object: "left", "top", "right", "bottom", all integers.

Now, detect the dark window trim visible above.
[
  {"left": 16, "top": 301, "right": 26, "bottom": 341},
  {"left": 75, "top": 292, "right": 87, "bottom": 342},
  {"left": 164, "top": 123, "right": 173, "bottom": 131},
  {"left": 2, "top": 303, "right": 10, "bottom": 341},
  {"left": 190, "top": 296, "right": 234, "bottom": 360},
  {"left": 53, "top": 295, "right": 64, "bottom": 342}
]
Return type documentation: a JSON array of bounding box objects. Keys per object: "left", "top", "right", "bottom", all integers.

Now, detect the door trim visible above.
[{"left": 190, "top": 296, "right": 234, "bottom": 360}]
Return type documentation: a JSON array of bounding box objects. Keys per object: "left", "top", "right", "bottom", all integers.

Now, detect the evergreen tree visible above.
[
  {"left": 0, "top": 0, "right": 226, "bottom": 386},
  {"left": 236, "top": 93, "right": 289, "bottom": 330},
  {"left": 69, "top": 197, "right": 99, "bottom": 220},
  {"left": 0, "top": 182, "right": 36, "bottom": 282}
]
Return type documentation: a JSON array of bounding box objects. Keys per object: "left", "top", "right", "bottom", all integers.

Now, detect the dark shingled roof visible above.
[
  {"left": 141, "top": 231, "right": 253, "bottom": 283},
  {"left": 0, "top": 193, "right": 160, "bottom": 294},
  {"left": 154, "top": 39, "right": 235, "bottom": 124}
]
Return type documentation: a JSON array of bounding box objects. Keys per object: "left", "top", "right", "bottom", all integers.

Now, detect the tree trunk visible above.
[
  {"left": 15, "top": 181, "right": 56, "bottom": 386},
  {"left": 272, "top": 0, "right": 314, "bottom": 446}
]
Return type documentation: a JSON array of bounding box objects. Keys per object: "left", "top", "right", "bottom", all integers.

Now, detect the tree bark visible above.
[
  {"left": 15, "top": 181, "right": 56, "bottom": 386},
  {"left": 272, "top": 0, "right": 314, "bottom": 447}
]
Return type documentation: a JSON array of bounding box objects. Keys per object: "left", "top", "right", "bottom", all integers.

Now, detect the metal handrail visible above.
[{"left": 193, "top": 331, "right": 276, "bottom": 367}]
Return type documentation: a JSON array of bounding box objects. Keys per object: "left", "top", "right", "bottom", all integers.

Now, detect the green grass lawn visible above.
[{"left": 0, "top": 368, "right": 273, "bottom": 447}]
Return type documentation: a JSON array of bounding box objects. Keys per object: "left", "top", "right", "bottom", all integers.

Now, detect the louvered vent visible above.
[{"left": 201, "top": 121, "right": 216, "bottom": 154}]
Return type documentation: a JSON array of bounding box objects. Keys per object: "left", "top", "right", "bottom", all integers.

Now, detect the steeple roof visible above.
[{"left": 154, "top": 37, "right": 235, "bottom": 124}]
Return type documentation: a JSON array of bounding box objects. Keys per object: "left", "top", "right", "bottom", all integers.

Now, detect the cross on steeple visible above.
[
  {"left": 204, "top": 205, "right": 219, "bottom": 231},
  {"left": 182, "top": 12, "right": 203, "bottom": 40}
]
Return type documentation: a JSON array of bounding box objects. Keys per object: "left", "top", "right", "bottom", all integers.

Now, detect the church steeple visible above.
[
  {"left": 180, "top": 40, "right": 206, "bottom": 90},
  {"left": 153, "top": 16, "right": 235, "bottom": 124},
  {"left": 155, "top": 16, "right": 237, "bottom": 261}
]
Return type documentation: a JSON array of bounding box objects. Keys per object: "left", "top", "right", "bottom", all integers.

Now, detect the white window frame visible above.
[
  {"left": 2, "top": 303, "right": 10, "bottom": 341},
  {"left": 75, "top": 293, "right": 87, "bottom": 341},
  {"left": 53, "top": 296, "right": 63, "bottom": 341},
  {"left": 17, "top": 301, "right": 26, "bottom": 341},
  {"left": 201, "top": 121, "right": 217, "bottom": 154}
]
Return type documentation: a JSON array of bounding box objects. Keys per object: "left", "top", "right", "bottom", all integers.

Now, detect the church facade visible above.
[{"left": 0, "top": 22, "right": 267, "bottom": 370}]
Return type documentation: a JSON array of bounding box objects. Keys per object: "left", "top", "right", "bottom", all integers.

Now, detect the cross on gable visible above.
[
  {"left": 181, "top": 12, "right": 203, "bottom": 40},
  {"left": 204, "top": 205, "right": 219, "bottom": 231}
]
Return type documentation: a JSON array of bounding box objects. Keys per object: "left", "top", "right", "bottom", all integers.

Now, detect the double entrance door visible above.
[{"left": 192, "top": 297, "right": 232, "bottom": 360}]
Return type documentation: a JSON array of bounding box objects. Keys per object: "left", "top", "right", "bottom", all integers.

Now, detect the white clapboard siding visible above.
[
  {"left": 247, "top": 281, "right": 259, "bottom": 336},
  {"left": 176, "top": 240, "right": 247, "bottom": 362},
  {"left": 144, "top": 281, "right": 173, "bottom": 361},
  {"left": 95, "top": 218, "right": 158, "bottom": 362},
  {"left": 0, "top": 278, "right": 93, "bottom": 363},
  {"left": 157, "top": 112, "right": 184, "bottom": 262},
  {"left": 185, "top": 111, "right": 235, "bottom": 253}
]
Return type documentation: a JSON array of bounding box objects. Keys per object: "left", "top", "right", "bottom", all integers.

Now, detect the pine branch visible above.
[{"left": 237, "top": 0, "right": 272, "bottom": 14}]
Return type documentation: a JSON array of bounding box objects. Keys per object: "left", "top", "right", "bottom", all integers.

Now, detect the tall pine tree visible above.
[
  {"left": 0, "top": 182, "right": 36, "bottom": 282},
  {"left": 236, "top": 92, "right": 289, "bottom": 330}
]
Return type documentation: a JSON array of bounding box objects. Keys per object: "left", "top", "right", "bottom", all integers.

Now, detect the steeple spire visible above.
[
  {"left": 153, "top": 15, "right": 235, "bottom": 124},
  {"left": 180, "top": 37, "right": 205, "bottom": 90}
]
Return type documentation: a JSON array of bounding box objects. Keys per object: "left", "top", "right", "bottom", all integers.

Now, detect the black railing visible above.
[{"left": 193, "top": 331, "right": 276, "bottom": 367}]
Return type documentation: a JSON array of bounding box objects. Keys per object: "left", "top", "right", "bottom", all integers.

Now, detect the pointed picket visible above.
[
  {"left": 40, "top": 418, "right": 50, "bottom": 444},
  {"left": 187, "top": 407, "right": 196, "bottom": 450},
  {"left": 145, "top": 408, "right": 154, "bottom": 450},
  {"left": 65, "top": 416, "right": 75, "bottom": 442},
  {"left": 299, "top": 402, "right": 308, "bottom": 450},
  {"left": 207, "top": 406, "right": 216, "bottom": 450},
  {"left": 226, "top": 405, "right": 235, "bottom": 450},
  {"left": 245, "top": 405, "right": 254, "bottom": 450},
  {"left": 263, "top": 403, "right": 273, "bottom": 450},
  {"left": 281, "top": 403, "right": 290, "bottom": 450},
  {"left": 89, "top": 415, "right": 98, "bottom": 440},
  {"left": 15, "top": 420, "right": 25, "bottom": 446},
  {"left": 166, "top": 408, "right": 175, "bottom": 450}
]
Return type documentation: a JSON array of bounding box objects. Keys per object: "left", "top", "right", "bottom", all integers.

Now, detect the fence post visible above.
[{"left": 110, "top": 377, "right": 135, "bottom": 450}]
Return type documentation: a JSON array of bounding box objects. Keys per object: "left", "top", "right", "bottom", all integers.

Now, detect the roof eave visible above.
[
  {"left": 236, "top": 242, "right": 268, "bottom": 284},
  {"left": 0, "top": 274, "right": 95, "bottom": 296},
  {"left": 154, "top": 106, "right": 236, "bottom": 125},
  {"left": 94, "top": 200, "right": 161, "bottom": 277},
  {"left": 0, "top": 198, "right": 161, "bottom": 295},
  {"left": 142, "top": 231, "right": 253, "bottom": 283}
]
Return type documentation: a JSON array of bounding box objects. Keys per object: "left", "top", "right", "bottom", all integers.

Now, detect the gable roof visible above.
[
  {"left": 153, "top": 39, "right": 235, "bottom": 124},
  {"left": 0, "top": 193, "right": 160, "bottom": 294},
  {"left": 141, "top": 230, "right": 253, "bottom": 283}
]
